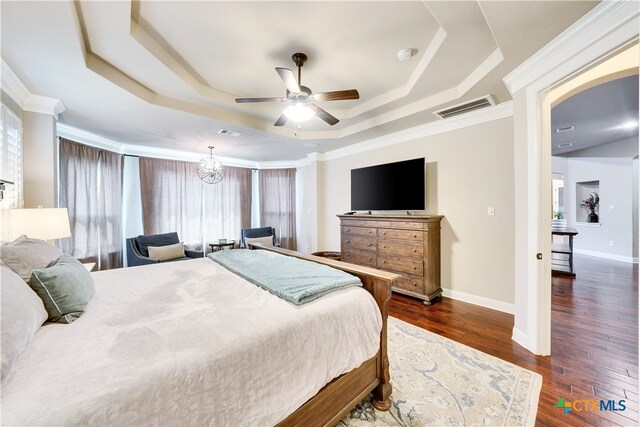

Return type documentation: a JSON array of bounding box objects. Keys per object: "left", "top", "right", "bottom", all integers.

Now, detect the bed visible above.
[{"left": 1, "top": 244, "right": 397, "bottom": 426}]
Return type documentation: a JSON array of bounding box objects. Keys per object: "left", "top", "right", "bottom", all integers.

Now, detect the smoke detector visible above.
[{"left": 397, "top": 48, "right": 413, "bottom": 62}]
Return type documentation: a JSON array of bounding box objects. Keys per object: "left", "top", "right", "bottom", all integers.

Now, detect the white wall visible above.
[
  {"left": 302, "top": 117, "right": 516, "bottom": 309},
  {"left": 23, "top": 111, "right": 57, "bottom": 208},
  {"left": 565, "top": 157, "right": 634, "bottom": 260},
  {"left": 296, "top": 160, "right": 320, "bottom": 253},
  {"left": 122, "top": 155, "right": 143, "bottom": 239}
]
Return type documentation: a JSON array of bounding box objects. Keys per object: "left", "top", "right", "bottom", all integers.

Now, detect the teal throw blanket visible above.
[{"left": 208, "top": 249, "right": 362, "bottom": 305}]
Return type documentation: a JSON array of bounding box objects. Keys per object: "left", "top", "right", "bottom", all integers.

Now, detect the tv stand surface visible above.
[{"left": 337, "top": 214, "right": 443, "bottom": 304}]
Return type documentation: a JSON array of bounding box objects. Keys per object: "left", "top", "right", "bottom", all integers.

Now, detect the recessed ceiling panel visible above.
[{"left": 138, "top": 1, "right": 439, "bottom": 100}]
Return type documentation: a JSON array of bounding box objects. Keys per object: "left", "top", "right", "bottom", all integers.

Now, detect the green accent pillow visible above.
[{"left": 28, "top": 255, "right": 95, "bottom": 324}]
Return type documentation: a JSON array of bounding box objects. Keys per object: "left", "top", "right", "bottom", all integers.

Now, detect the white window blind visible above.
[{"left": 0, "top": 103, "right": 23, "bottom": 241}]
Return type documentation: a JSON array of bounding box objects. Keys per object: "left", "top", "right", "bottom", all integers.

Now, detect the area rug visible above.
[{"left": 339, "top": 317, "right": 542, "bottom": 426}]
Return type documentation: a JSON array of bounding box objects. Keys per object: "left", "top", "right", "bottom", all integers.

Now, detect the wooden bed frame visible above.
[{"left": 248, "top": 243, "right": 400, "bottom": 427}]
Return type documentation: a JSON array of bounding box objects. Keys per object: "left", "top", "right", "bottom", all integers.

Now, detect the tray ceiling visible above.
[{"left": 1, "top": 1, "right": 598, "bottom": 161}]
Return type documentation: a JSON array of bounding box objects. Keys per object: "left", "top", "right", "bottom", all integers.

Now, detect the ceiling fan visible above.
[{"left": 235, "top": 53, "right": 359, "bottom": 127}]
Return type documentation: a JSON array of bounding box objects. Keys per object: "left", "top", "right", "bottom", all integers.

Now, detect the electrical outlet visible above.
[
  {"left": 610, "top": 241, "right": 615, "bottom": 247},
  {"left": 487, "top": 207, "right": 495, "bottom": 216},
  {"left": 610, "top": 205, "right": 614, "bottom": 211}
]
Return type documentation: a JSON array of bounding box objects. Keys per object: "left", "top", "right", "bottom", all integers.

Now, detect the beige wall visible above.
[
  {"left": 305, "top": 117, "right": 515, "bottom": 305},
  {"left": 22, "top": 111, "right": 57, "bottom": 208}
]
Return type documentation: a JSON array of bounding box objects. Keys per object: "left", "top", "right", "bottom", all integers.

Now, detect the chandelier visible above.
[{"left": 197, "top": 146, "right": 223, "bottom": 184}]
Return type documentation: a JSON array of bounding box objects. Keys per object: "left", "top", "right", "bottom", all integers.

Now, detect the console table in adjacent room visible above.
[
  {"left": 551, "top": 227, "right": 578, "bottom": 276},
  {"left": 338, "top": 214, "right": 443, "bottom": 305}
]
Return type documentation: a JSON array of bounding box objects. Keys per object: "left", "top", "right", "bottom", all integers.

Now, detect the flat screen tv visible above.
[{"left": 351, "top": 158, "right": 425, "bottom": 211}]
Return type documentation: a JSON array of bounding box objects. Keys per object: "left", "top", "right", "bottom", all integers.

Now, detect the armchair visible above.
[
  {"left": 126, "top": 232, "right": 203, "bottom": 267},
  {"left": 240, "top": 226, "right": 280, "bottom": 248}
]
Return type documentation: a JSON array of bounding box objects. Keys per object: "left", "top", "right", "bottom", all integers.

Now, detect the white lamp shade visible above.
[{"left": 9, "top": 208, "right": 71, "bottom": 241}]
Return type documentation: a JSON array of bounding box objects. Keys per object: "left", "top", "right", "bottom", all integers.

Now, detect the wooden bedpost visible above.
[{"left": 371, "top": 277, "right": 393, "bottom": 410}]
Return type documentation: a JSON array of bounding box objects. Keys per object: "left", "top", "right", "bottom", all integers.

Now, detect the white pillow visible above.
[
  {"left": 0, "top": 235, "right": 63, "bottom": 281},
  {"left": 148, "top": 242, "right": 185, "bottom": 261},
  {"left": 1, "top": 266, "right": 48, "bottom": 380},
  {"left": 245, "top": 236, "right": 274, "bottom": 247}
]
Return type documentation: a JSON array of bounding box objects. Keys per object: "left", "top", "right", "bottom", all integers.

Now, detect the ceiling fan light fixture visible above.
[
  {"left": 283, "top": 103, "right": 315, "bottom": 122},
  {"left": 197, "top": 146, "right": 223, "bottom": 184}
]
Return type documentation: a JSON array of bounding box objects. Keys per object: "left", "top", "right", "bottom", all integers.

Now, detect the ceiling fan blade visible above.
[
  {"left": 235, "top": 97, "right": 287, "bottom": 103},
  {"left": 307, "top": 104, "right": 339, "bottom": 126},
  {"left": 313, "top": 89, "right": 359, "bottom": 102},
  {"left": 274, "top": 114, "right": 288, "bottom": 127},
  {"left": 276, "top": 67, "right": 301, "bottom": 93}
]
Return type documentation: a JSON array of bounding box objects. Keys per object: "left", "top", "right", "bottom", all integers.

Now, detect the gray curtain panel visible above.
[
  {"left": 59, "top": 139, "right": 124, "bottom": 270},
  {"left": 259, "top": 168, "right": 297, "bottom": 250},
  {"left": 139, "top": 157, "right": 204, "bottom": 250},
  {"left": 203, "top": 166, "right": 252, "bottom": 245}
]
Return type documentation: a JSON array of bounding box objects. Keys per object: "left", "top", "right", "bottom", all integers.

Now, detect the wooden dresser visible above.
[{"left": 337, "top": 214, "right": 443, "bottom": 305}]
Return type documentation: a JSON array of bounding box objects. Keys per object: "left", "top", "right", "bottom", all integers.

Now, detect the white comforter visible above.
[{"left": 1, "top": 258, "right": 381, "bottom": 426}]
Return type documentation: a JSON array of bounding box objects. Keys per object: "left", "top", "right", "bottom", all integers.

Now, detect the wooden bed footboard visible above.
[{"left": 248, "top": 243, "right": 399, "bottom": 426}]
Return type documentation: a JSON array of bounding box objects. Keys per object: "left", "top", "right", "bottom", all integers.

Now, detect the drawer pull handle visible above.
[
  {"left": 384, "top": 246, "right": 388, "bottom": 249},
  {"left": 382, "top": 232, "right": 387, "bottom": 235},
  {"left": 346, "top": 253, "right": 349, "bottom": 256},
  {"left": 368, "top": 230, "right": 373, "bottom": 234},
  {"left": 412, "top": 282, "right": 417, "bottom": 286},
  {"left": 368, "top": 243, "right": 373, "bottom": 246},
  {"left": 413, "top": 266, "right": 417, "bottom": 270},
  {"left": 368, "top": 257, "right": 372, "bottom": 261},
  {"left": 346, "top": 240, "right": 351, "bottom": 243},
  {"left": 413, "top": 249, "right": 417, "bottom": 253},
  {"left": 346, "top": 228, "right": 350, "bottom": 232},
  {"left": 382, "top": 260, "right": 386, "bottom": 264},
  {"left": 413, "top": 234, "right": 417, "bottom": 238}
]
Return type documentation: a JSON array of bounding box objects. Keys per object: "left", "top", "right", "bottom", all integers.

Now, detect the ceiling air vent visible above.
[
  {"left": 433, "top": 95, "right": 496, "bottom": 120},
  {"left": 218, "top": 129, "right": 242, "bottom": 137}
]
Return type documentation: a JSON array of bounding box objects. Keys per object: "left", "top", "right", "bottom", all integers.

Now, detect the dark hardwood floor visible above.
[{"left": 389, "top": 255, "right": 638, "bottom": 426}]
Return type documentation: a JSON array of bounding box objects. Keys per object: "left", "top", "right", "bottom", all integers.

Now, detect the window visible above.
[
  {"left": 0, "top": 103, "right": 23, "bottom": 241},
  {"left": 0, "top": 104, "right": 23, "bottom": 207}
]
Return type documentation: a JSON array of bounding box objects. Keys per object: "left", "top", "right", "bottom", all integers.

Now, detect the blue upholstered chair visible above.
[
  {"left": 240, "top": 226, "right": 280, "bottom": 248},
  {"left": 126, "top": 232, "right": 204, "bottom": 267}
]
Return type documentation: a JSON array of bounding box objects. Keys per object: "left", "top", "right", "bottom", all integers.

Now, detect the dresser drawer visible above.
[
  {"left": 342, "top": 236, "right": 377, "bottom": 251},
  {"left": 342, "top": 250, "right": 377, "bottom": 268},
  {"left": 378, "top": 255, "right": 424, "bottom": 275},
  {"left": 391, "top": 221, "right": 425, "bottom": 230},
  {"left": 341, "top": 226, "right": 377, "bottom": 237},
  {"left": 378, "top": 240, "right": 424, "bottom": 256},
  {"left": 341, "top": 219, "right": 364, "bottom": 227},
  {"left": 393, "top": 274, "right": 424, "bottom": 294},
  {"left": 378, "top": 229, "right": 424, "bottom": 241}
]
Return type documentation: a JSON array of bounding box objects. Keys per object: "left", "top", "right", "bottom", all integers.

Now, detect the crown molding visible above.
[
  {"left": 56, "top": 123, "right": 260, "bottom": 169},
  {"left": 57, "top": 123, "right": 125, "bottom": 153},
  {"left": 320, "top": 101, "right": 513, "bottom": 161},
  {"left": 23, "top": 95, "right": 66, "bottom": 119},
  {"left": 504, "top": 0, "right": 640, "bottom": 94},
  {"left": 1, "top": 58, "right": 30, "bottom": 105},
  {"left": 1, "top": 58, "right": 66, "bottom": 119},
  {"left": 256, "top": 160, "right": 303, "bottom": 169}
]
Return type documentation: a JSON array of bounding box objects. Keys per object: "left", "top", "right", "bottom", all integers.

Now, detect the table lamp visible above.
[{"left": 9, "top": 208, "right": 72, "bottom": 241}]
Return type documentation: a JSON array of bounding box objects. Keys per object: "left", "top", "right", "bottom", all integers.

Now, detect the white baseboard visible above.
[
  {"left": 441, "top": 288, "right": 514, "bottom": 314},
  {"left": 511, "top": 327, "right": 529, "bottom": 350},
  {"left": 574, "top": 248, "right": 638, "bottom": 264}
]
